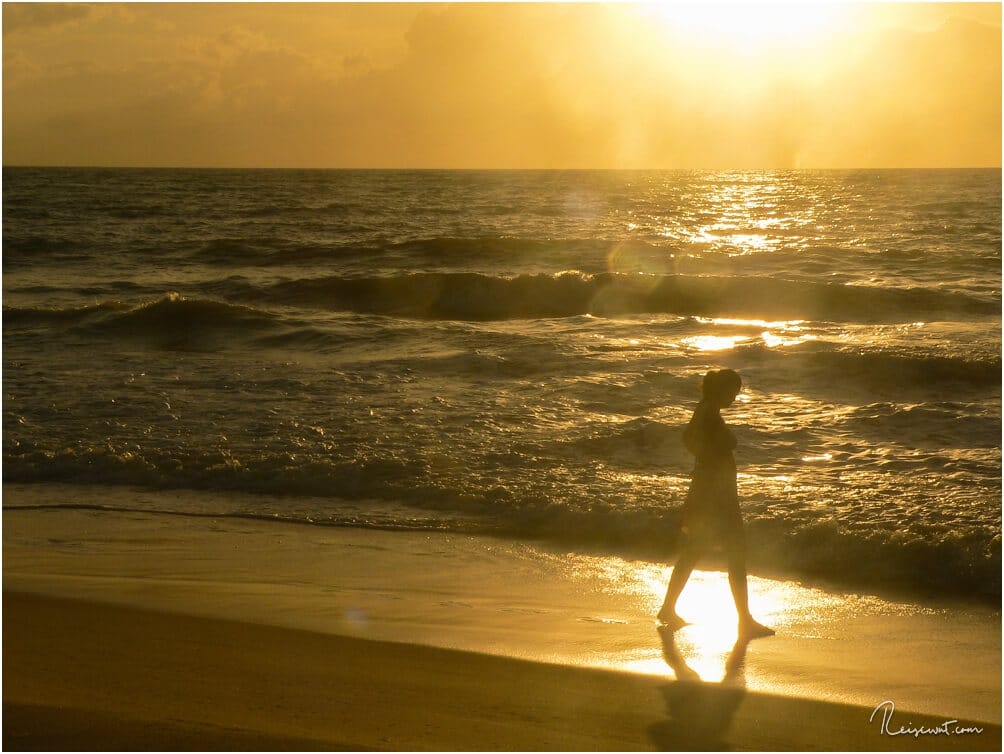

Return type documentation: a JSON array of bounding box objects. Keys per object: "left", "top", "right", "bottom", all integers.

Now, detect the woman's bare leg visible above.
[
  {"left": 725, "top": 527, "right": 774, "bottom": 638},
  {"left": 658, "top": 545, "right": 701, "bottom": 627}
]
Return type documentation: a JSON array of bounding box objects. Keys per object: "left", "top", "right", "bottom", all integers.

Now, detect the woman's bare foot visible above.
[
  {"left": 738, "top": 617, "right": 775, "bottom": 639},
  {"left": 656, "top": 610, "right": 688, "bottom": 630}
]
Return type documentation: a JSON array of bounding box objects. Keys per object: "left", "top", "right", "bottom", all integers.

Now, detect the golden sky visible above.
[{"left": 3, "top": 2, "right": 1001, "bottom": 168}]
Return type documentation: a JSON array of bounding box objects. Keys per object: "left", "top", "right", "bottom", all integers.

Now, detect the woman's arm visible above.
[{"left": 682, "top": 403, "right": 736, "bottom": 456}]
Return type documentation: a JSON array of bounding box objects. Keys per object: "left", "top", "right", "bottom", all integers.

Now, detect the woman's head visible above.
[{"left": 701, "top": 369, "right": 742, "bottom": 407}]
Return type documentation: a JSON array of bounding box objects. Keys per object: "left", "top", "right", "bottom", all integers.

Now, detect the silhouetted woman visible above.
[{"left": 658, "top": 369, "right": 774, "bottom": 639}]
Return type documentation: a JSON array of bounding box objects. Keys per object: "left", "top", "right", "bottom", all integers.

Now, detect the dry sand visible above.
[
  {"left": 5, "top": 501, "right": 1001, "bottom": 725},
  {"left": 4, "top": 591, "right": 999, "bottom": 751}
]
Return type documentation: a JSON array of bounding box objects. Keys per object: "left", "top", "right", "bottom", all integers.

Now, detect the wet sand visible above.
[
  {"left": 4, "top": 591, "right": 1000, "bottom": 751},
  {"left": 4, "top": 490, "right": 1001, "bottom": 751}
]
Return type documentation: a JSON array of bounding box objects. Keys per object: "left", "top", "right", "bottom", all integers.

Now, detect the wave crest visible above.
[
  {"left": 24, "top": 294, "right": 284, "bottom": 348},
  {"left": 4, "top": 444, "right": 999, "bottom": 602},
  {"left": 255, "top": 272, "right": 998, "bottom": 322}
]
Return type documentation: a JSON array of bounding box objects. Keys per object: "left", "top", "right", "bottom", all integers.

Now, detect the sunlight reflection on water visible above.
[
  {"left": 681, "top": 334, "right": 751, "bottom": 351},
  {"left": 569, "top": 554, "right": 850, "bottom": 681}
]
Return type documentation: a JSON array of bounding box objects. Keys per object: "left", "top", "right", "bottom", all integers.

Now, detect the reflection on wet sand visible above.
[{"left": 649, "top": 626, "right": 751, "bottom": 751}]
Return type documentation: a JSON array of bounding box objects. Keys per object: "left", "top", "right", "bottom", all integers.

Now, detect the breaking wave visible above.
[
  {"left": 252, "top": 272, "right": 997, "bottom": 322},
  {"left": 7, "top": 294, "right": 278, "bottom": 342},
  {"left": 2, "top": 446, "right": 999, "bottom": 602}
]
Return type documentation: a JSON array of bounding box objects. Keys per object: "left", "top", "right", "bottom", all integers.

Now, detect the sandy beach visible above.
[
  {"left": 4, "top": 591, "right": 1000, "bottom": 752},
  {"left": 3, "top": 489, "right": 1001, "bottom": 751}
]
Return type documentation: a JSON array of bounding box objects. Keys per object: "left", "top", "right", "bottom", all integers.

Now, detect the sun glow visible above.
[{"left": 644, "top": 3, "right": 844, "bottom": 53}]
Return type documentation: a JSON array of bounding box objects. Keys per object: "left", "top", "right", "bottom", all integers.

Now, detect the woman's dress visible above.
[{"left": 680, "top": 400, "right": 742, "bottom": 544}]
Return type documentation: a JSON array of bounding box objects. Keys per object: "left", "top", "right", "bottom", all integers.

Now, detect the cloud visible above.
[
  {"left": 3, "top": 3, "right": 92, "bottom": 35},
  {"left": 1, "top": 4, "right": 1000, "bottom": 167},
  {"left": 804, "top": 18, "right": 1002, "bottom": 167}
]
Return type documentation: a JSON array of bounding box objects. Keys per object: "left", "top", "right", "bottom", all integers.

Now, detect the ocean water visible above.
[{"left": 3, "top": 167, "right": 1001, "bottom": 603}]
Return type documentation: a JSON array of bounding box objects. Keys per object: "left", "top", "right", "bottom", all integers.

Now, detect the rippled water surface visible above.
[{"left": 4, "top": 167, "right": 1000, "bottom": 601}]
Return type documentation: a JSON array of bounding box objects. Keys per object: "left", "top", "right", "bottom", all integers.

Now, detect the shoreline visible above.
[
  {"left": 4, "top": 496, "right": 1001, "bottom": 726},
  {"left": 5, "top": 591, "right": 1000, "bottom": 751}
]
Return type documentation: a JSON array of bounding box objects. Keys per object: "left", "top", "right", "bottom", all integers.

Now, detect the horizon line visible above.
[{"left": 4, "top": 164, "right": 1002, "bottom": 172}]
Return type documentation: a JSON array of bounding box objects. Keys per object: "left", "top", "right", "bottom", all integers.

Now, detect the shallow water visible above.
[
  {"left": 3, "top": 167, "right": 1001, "bottom": 601},
  {"left": 4, "top": 499, "right": 1000, "bottom": 722}
]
